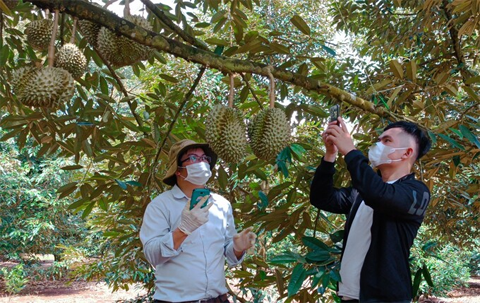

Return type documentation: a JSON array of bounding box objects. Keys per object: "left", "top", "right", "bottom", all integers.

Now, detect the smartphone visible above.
[
  {"left": 190, "top": 188, "right": 210, "bottom": 210},
  {"left": 329, "top": 104, "right": 340, "bottom": 123}
]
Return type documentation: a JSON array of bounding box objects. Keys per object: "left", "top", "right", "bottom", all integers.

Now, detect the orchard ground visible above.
[{"left": 0, "top": 258, "right": 479, "bottom": 303}]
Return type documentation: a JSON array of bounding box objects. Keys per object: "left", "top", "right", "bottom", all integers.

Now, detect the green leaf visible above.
[
  {"left": 321, "top": 44, "right": 336, "bottom": 57},
  {"left": 269, "top": 253, "right": 299, "bottom": 264},
  {"left": 459, "top": 125, "right": 480, "bottom": 148},
  {"left": 412, "top": 268, "right": 422, "bottom": 298},
  {"left": 305, "top": 250, "right": 330, "bottom": 262},
  {"left": 330, "top": 230, "right": 344, "bottom": 243},
  {"left": 82, "top": 201, "right": 96, "bottom": 219},
  {"left": 115, "top": 179, "right": 128, "bottom": 190},
  {"left": 302, "top": 236, "right": 330, "bottom": 251},
  {"left": 288, "top": 264, "right": 307, "bottom": 297},
  {"left": 0, "top": 46, "right": 9, "bottom": 66},
  {"left": 290, "top": 15, "right": 310, "bottom": 35},
  {"left": 422, "top": 264, "right": 434, "bottom": 287},
  {"left": 125, "top": 181, "right": 143, "bottom": 187},
  {"left": 437, "top": 133, "right": 465, "bottom": 150},
  {"left": 159, "top": 74, "right": 179, "bottom": 83},
  {"left": 218, "top": 166, "right": 228, "bottom": 190},
  {"left": 100, "top": 77, "right": 109, "bottom": 95},
  {"left": 258, "top": 191, "right": 268, "bottom": 210},
  {"left": 290, "top": 143, "right": 306, "bottom": 159},
  {"left": 61, "top": 165, "right": 83, "bottom": 170}
]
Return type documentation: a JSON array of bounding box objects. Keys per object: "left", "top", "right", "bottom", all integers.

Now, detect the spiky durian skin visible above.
[
  {"left": 248, "top": 108, "right": 291, "bottom": 160},
  {"left": 25, "top": 19, "right": 54, "bottom": 51},
  {"left": 205, "top": 104, "right": 248, "bottom": 163},
  {"left": 55, "top": 43, "right": 87, "bottom": 79},
  {"left": 78, "top": 20, "right": 101, "bottom": 46},
  {"left": 97, "top": 15, "right": 153, "bottom": 67},
  {"left": 11, "top": 66, "right": 36, "bottom": 94},
  {"left": 13, "top": 67, "right": 75, "bottom": 108}
]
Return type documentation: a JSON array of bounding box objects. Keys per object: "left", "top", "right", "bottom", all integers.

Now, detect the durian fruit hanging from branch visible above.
[
  {"left": 96, "top": 0, "right": 153, "bottom": 68},
  {"left": 77, "top": 2, "right": 101, "bottom": 46},
  {"left": 12, "top": 10, "right": 74, "bottom": 108},
  {"left": 54, "top": 19, "right": 87, "bottom": 79},
  {"left": 205, "top": 74, "right": 248, "bottom": 163},
  {"left": 25, "top": 14, "right": 56, "bottom": 51},
  {"left": 248, "top": 68, "right": 291, "bottom": 160}
]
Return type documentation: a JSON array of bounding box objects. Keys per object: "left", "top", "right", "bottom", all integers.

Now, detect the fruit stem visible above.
[
  {"left": 47, "top": 10, "right": 59, "bottom": 68},
  {"left": 70, "top": 18, "right": 77, "bottom": 44},
  {"left": 267, "top": 66, "right": 275, "bottom": 108},
  {"left": 228, "top": 73, "right": 234, "bottom": 108}
]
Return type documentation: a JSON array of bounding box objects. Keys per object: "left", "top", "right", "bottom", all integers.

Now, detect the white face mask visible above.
[
  {"left": 368, "top": 142, "right": 408, "bottom": 167},
  {"left": 179, "top": 162, "right": 212, "bottom": 185}
]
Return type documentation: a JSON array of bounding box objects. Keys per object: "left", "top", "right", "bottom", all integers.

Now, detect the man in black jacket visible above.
[{"left": 310, "top": 118, "right": 431, "bottom": 303}]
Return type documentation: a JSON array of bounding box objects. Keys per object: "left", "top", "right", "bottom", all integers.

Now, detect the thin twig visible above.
[
  {"left": 267, "top": 66, "right": 275, "bottom": 108},
  {"left": 59, "top": 12, "right": 65, "bottom": 46},
  {"left": 70, "top": 18, "right": 77, "bottom": 44},
  {"left": 143, "top": 67, "right": 206, "bottom": 207},
  {"left": 47, "top": 10, "right": 59, "bottom": 67},
  {"left": 92, "top": 45, "right": 146, "bottom": 136}
]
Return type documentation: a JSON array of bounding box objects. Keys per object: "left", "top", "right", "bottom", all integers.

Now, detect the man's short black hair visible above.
[{"left": 384, "top": 121, "right": 431, "bottom": 160}]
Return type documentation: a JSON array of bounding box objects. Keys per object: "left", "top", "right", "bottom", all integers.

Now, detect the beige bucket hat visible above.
[{"left": 162, "top": 139, "right": 217, "bottom": 186}]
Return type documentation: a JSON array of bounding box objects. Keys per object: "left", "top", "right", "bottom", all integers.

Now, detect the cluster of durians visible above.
[
  {"left": 16, "top": 17, "right": 87, "bottom": 108},
  {"left": 206, "top": 105, "right": 290, "bottom": 162},
  {"left": 24, "top": 17, "right": 88, "bottom": 79},
  {"left": 78, "top": 5, "right": 153, "bottom": 68}
]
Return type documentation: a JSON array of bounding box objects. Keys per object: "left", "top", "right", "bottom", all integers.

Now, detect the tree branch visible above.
[
  {"left": 27, "top": 0, "right": 386, "bottom": 117},
  {"left": 441, "top": 0, "right": 472, "bottom": 83},
  {"left": 143, "top": 67, "right": 206, "bottom": 207}
]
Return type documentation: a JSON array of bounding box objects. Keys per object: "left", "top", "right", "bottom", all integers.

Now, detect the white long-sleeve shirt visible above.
[{"left": 140, "top": 185, "right": 242, "bottom": 301}]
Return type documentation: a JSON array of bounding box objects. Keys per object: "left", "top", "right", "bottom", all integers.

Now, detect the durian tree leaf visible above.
[
  {"left": 61, "top": 165, "right": 84, "bottom": 170},
  {"left": 258, "top": 191, "right": 268, "bottom": 210},
  {"left": 290, "top": 15, "right": 310, "bottom": 36},
  {"left": 459, "top": 125, "right": 480, "bottom": 148},
  {"left": 115, "top": 179, "right": 128, "bottom": 190},
  {"left": 288, "top": 264, "right": 307, "bottom": 297},
  {"left": 269, "top": 251, "right": 302, "bottom": 264},
  {"left": 217, "top": 165, "right": 228, "bottom": 190},
  {"left": 0, "top": 46, "right": 9, "bottom": 66},
  {"left": 159, "top": 73, "right": 179, "bottom": 83},
  {"left": 437, "top": 133, "right": 465, "bottom": 151},
  {"left": 302, "top": 236, "right": 330, "bottom": 252},
  {"left": 82, "top": 201, "right": 96, "bottom": 219},
  {"left": 289, "top": 144, "right": 306, "bottom": 160},
  {"left": 389, "top": 59, "right": 404, "bottom": 79}
]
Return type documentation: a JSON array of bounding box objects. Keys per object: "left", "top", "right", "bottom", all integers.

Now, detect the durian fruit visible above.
[
  {"left": 25, "top": 19, "right": 55, "bottom": 51},
  {"left": 78, "top": 20, "right": 101, "bottom": 46},
  {"left": 13, "top": 67, "right": 75, "bottom": 108},
  {"left": 97, "top": 15, "right": 153, "bottom": 67},
  {"left": 248, "top": 107, "right": 291, "bottom": 160},
  {"left": 55, "top": 43, "right": 87, "bottom": 79},
  {"left": 205, "top": 104, "right": 248, "bottom": 163}
]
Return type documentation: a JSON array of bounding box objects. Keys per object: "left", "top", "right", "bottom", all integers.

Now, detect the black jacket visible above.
[{"left": 310, "top": 150, "right": 430, "bottom": 303}]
